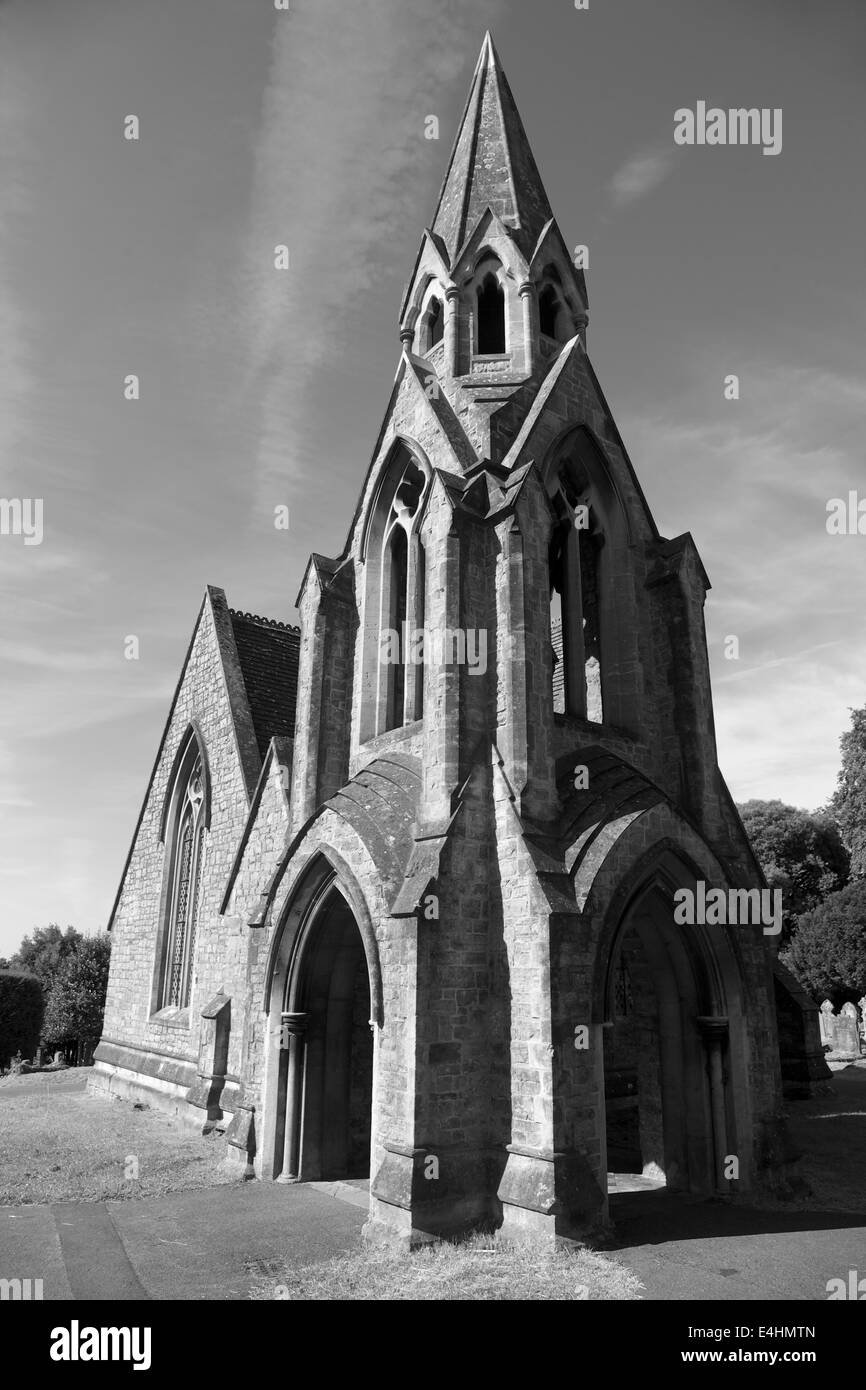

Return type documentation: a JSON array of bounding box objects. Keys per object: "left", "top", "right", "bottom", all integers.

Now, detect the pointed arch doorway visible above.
[
  {"left": 275, "top": 885, "right": 375, "bottom": 1184},
  {"left": 599, "top": 869, "right": 745, "bottom": 1203}
]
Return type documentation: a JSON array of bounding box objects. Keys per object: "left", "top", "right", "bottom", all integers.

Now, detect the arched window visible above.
[
  {"left": 385, "top": 526, "right": 408, "bottom": 731},
  {"left": 477, "top": 272, "right": 506, "bottom": 354},
  {"left": 549, "top": 479, "right": 604, "bottom": 722},
  {"left": 539, "top": 284, "right": 562, "bottom": 340},
  {"left": 424, "top": 297, "right": 444, "bottom": 351},
  {"left": 371, "top": 451, "right": 427, "bottom": 736},
  {"left": 160, "top": 740, "right": 206, "bottom": 1010}
]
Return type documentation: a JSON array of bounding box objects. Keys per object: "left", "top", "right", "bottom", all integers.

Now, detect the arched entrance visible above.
[
  {"left": 275, "top": 885, "right": 375, "bottom": 1184},
  {"left": 600, "top": 874, "right": 742, "bottom": 1201}
]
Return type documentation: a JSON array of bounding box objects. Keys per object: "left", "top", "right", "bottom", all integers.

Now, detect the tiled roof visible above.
[{"left": 229, "top": 610, "right": 300, "bottom": 759}]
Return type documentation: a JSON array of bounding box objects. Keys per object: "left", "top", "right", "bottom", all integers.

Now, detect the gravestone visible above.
[
  {"left": 819, "top": 1000, "right": 835, "bottom": 1046},
  {"left": 837, "top": 1002, "right": 861, "bottom": 1055}
]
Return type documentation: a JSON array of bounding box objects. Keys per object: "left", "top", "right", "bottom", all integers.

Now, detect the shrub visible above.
[{"left": 0, "top": 972, "right": 44, "bottom": 1067}]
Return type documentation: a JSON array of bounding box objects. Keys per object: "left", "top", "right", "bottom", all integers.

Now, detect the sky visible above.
[{"left": 0, "top": 0, "right": 864, "bottom": 955}]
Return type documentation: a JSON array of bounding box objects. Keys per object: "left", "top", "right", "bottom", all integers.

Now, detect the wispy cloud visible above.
[
  {"left": 608, "top": 146, "right": 675, "bottom": 207},
  {"left": 0, "top": 4, "right": 39, "bottom": 470},
  {"left": 235, "top": 1, "right": 504, "bottom": 503},
  {"left": 620, "top": 359, "right": 866, "bottom": 809}
]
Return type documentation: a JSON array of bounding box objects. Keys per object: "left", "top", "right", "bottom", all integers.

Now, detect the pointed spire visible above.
[{"left": 431, "top": 31, "right": 554, "bottom": 265}]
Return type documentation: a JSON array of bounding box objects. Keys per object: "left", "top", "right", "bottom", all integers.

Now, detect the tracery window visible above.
[
  {"left": 376, "top": 453, "right": 427, "bottom": 734},
  {"left": 161, "top": 749, "right": 205, "bottom": 1009}
]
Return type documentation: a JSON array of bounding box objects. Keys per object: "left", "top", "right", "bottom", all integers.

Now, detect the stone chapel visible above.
[{"left": 92, "top": 32, "right": 827, "bottom": 1245}]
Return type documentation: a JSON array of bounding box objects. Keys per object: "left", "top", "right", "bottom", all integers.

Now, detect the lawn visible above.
[
  {"left": 0, "top": 1076, "right": 237, "bottom": 1205},
  {"left": 780, "top": 1062, "right": 866, "bottom": 1214},
  {"left": 248, "top": 1231, "right": 643, "bottom": 1301}
]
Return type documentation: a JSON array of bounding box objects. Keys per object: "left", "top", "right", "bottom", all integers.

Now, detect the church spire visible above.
[{"left": 431, "top": 31, "right": 554, "bottom": 265}]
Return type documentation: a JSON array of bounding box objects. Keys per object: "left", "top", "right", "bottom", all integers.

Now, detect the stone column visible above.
[
  {"left": 276, "top": 1012, "right": 307, "bottom": 1184},
  {"left": 445, "top": 287, "right": 460, "bottom": 378},
  {"left": 494, "top": 485, "right": 559, "bottom": 824},
  {"left": 518, "top": 281, "right": 536, "bottom": 376},
  {"left": 698, "top": 1017, "right": 730, "bottom": 1191},
  {"left": 403, "top": 534, "right": 424, "bottom": 723},
  {"left": 563, "top": 521, "right": 586, "bottom": 718}
]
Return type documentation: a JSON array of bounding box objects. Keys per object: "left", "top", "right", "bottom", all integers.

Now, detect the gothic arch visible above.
[
  {"left": 261, "top": 849, "right": 382, "bottom": 1181},
  {"left": 264, "top": 848, "right": 383, "bottom": 1026},
  {"left": 537, "top": 263, "right": 576, "bottom": 343},
  {"left": 360, "top": 437, "right": 432, "bottom": 562},
  {"left": 151, "top": 723, "right": 211, "bottom": 1015},
  {"left": 158, "top": 721, "right": 212, "bottom": 842},
  {"left": 590, "top": 838, "right": 751, "bottom": 1197},
  {"left": 543, "top": 425, "right": 639, "bottom": 728},
  {"left": 542, "top": 424, "right": 633, "bottom": 547},
  {"left": 359, "top": 439, "right": 431, "bottom": 739}
]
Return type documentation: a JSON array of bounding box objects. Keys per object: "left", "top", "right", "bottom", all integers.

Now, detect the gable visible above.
[{"left": 107, "top": 587, "right": 266, "bottom": 930}]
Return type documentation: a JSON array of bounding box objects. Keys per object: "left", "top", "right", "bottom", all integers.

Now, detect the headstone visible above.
[
  {"left": 53, "top": 1050, "right": 64, "bottom": 1067},
  {"left": 819, "top": 1000, "right": 835, "bottom": 1045},
  {"left": 837, "top": 1002, "right": 860, "bottom": 1055}
]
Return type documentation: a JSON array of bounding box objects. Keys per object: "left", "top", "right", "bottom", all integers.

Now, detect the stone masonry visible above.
[{"left": 92, "top": 32, "right": 828, "bottom": 1246}]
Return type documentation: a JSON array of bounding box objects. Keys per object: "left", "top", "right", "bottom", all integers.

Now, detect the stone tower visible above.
[{"left": 95, "top": 32, "right": 824, "bottom": 1248}]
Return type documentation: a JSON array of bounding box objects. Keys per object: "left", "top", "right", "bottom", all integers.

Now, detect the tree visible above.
[
  {"left": 783, "top": 879, "right": 866, "bottom": 1003},
  {"left": 10, "top": 925, "right": 82, "bottom": 995},
  {"left": 0, "top": 972, "right": 44, "bottom": 1068},
  {"left": 41, "top": 935, "right": 111, "bottom": 1062},
  {"left": 738, "top": 800, "right": 850, "bottom": 935},
  {"left": 832, "top": 705, "right": 866, "bottom": 878}
]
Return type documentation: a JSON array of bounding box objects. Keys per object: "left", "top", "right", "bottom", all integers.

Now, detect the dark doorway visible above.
[
  {"left": 294, "top": 892, "right": 374, "bottom": 1180},
  {"left": 601, "top": 884, "right": 737, "bottom": 1202},
  {"left": 603, "top": 925, "right": 666, "bottom": 1190}
]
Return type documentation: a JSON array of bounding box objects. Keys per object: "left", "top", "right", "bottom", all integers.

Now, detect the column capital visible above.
[
  {"left": 280, "top": 1010, "right": 308, "bottom": 1037},
  {"left": 696, "top": 1015, "right": 729, "bottom": 1043}
]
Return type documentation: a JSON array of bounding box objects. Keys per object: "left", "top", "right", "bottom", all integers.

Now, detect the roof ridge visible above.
[{"left": 229, "top": 608, "right": 300, "bottom": 634}]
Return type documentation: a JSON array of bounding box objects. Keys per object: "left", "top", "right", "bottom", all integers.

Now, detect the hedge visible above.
[{"left": 0, "top": 971, "right": 44, "bottom": 1067}]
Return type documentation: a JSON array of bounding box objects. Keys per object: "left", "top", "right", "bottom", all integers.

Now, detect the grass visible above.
[
  {"left": 778, "top": 1062, "right": 866, "bottom": 1214},
  {"left": 0, "top": 1079, "right": 237, "bottom": 1205},
  {"left": 248, "top": 1231, "right": 643, "bottom": 1301}
]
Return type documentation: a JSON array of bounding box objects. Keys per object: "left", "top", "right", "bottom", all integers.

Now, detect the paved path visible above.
[
  {"left": 608, "top": 1191, "right": 866, "bottom": 1300},
  {"left": 1, "top": 1183, "right": 366, "bottom": 1301},
  {"left": 3, "top": 1063, "right": 864, "bottom": 1300}
]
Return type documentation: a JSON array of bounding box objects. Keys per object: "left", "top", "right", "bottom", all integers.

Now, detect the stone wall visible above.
[{"left": 92, "top": 590, "right": 255, "bottom": 1121}]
